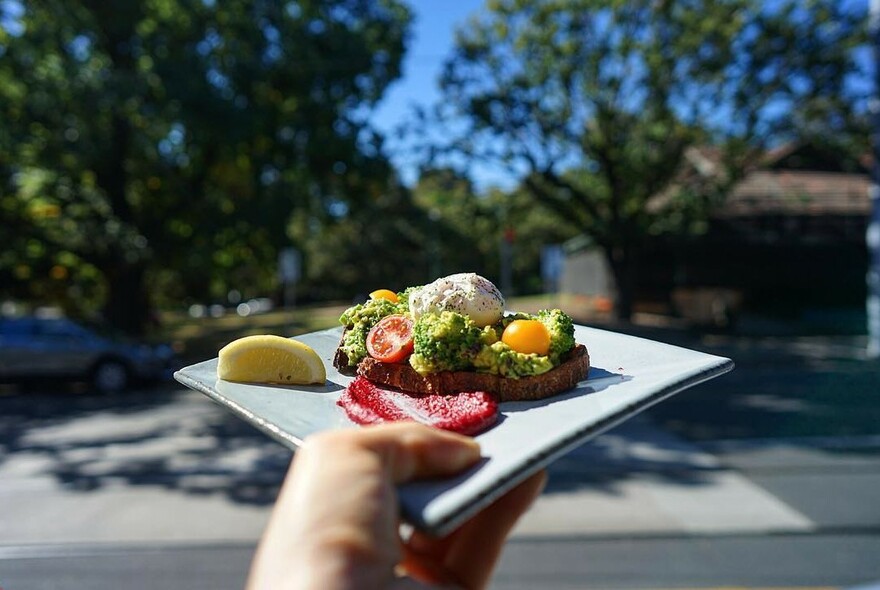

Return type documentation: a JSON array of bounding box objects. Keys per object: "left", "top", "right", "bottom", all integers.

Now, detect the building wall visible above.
[{"left": 560, "top": 248, "right": 613, "bottom": 298}]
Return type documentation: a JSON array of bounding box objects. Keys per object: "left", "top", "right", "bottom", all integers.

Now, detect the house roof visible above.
[
  {"left": 680, "top": 142, "right": 872, "bottom": 218},
  {"left": 717, "top": 169, "right": 871, "bottom": 217}
]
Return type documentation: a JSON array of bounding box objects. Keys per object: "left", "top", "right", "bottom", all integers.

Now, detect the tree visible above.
[
  {"left": 408, "top": 167, "right": 579, "bottom": 295},
  {"left": 299, "top": 168, "right": 503, "bottom": 301},
  {"left": 290, "top": 179, "right": 436, "bottom": 301},
  {"left": 483, "top": 185, "right": 579, "bottom": 295},
  {"left": 411, "top": 168, "right": 496, "bottom": 279},
  {"left": 0, "top": 0, "right": 411, "bottom": 333},
  {"left": 425, "top": 0, "right": 868, "bottom": 319}
]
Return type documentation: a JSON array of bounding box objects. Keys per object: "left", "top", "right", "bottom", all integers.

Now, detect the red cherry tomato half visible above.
[{"left": 366, "top": 314, "right": 414, "bottom": 363}]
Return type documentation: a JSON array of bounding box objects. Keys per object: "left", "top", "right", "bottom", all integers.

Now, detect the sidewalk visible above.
[
  {"left": 0, "top": 393, "right": 822, "bottom": 546},
  {"left": 514, "top": 416, "right": 814, "bottom": 538},
  {"left": 0, "top": 391, "right": 280, "bottom": 545}
]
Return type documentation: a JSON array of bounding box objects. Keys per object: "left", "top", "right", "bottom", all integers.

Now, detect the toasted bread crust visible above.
[
  {"left": 333, "top": 345, "right": 356, "bottom": 375},
  {"left": 353, "top": 344, "right": 589, "bottom": 402}
]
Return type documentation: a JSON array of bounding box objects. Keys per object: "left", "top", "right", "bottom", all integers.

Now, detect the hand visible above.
[{"left": 246, "top": 422, "right": 546, "bottom": 590}]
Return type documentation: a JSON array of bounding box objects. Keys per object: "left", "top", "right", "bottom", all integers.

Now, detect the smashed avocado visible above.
[
  {"left": 410, "top": 311, "right": 484, "bottom": 374},
  {"left": 536, "top": 308, "right": 576, "bottom": 364},
  {"left": 409, "top": 308, "right": 576, "bottom": 378},
  {"left": 338, "top": 297, "right": 407, "bottom": 366},
  {"left": 473, "top": 341, "right": 554, "bottom": 378}
]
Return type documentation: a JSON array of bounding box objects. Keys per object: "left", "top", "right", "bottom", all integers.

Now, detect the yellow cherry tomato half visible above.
[
  {"left": 501, "top": 319, "right": 551, "bottom": 356},
  {"left": 369, "top": 289, "right": 399, "bottom": 303}
]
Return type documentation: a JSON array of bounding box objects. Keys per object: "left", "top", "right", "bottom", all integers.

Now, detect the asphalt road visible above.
[
  {"left": 1, "top": 324, "right": 879, "bottom": 589},
  {"left": 2, "top": 533, "right": 878, "bottom": 590}
]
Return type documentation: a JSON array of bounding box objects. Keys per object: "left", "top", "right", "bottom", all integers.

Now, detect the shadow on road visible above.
[{"left": 0, "top": 383, "right": 291, "bottom": 506}]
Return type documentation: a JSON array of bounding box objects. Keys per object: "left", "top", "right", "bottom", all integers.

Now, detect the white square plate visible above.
[{"left": 174, "top": 324, "right": 732, "bottom": 536}]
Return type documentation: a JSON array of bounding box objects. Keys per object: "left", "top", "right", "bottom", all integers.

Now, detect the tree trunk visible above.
[
  {"left": 103, "top": 261, "right": 151, "bottom": 336},
  {"left": 604, "top": 244, "right": 637, "bottom": 322}
]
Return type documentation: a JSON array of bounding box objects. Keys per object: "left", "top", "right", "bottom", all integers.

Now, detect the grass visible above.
[{"left": 160, "top": 302, "right": 350, "bottom": 364}]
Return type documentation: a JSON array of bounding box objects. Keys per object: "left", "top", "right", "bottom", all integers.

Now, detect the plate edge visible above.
[
  {"left": 174, "top": 369, "right": 305, "bottom": 450},
  {"left": 413, "top": 355, "right": 734, "bottom": 536}
]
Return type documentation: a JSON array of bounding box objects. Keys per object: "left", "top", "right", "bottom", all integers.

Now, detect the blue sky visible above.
[
  {"left": 369, "top": 0, "right": 512, "bottom": 191},
  {"left": 370, "top": 0, "right": 483, "bottom": 139}
]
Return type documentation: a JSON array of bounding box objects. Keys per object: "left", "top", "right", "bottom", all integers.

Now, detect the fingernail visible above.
[{"left": 433, "top": 436, "right": 480, "bottom": 471}]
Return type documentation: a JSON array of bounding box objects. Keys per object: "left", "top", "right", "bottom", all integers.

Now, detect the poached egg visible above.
[{"left": 409, "top": 273, "right": 505, "bottom": 327}]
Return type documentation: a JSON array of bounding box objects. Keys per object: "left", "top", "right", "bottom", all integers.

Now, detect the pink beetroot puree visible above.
[{"left": 338, "top": 376, "right": 498, "bottom": 436}]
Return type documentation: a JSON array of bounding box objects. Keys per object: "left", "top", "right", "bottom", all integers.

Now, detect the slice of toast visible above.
[{"left": 335, "top": 337, "right": 589, "bottom": 402}]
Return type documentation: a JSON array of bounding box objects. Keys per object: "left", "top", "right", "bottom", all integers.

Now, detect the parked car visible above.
[{"left": 0, "top": 315, "right": 177, "bottom": 393}]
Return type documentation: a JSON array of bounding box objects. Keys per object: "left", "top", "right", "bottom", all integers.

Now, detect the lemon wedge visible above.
[{"left": 217, "top": 335, "right": 326, "bottom": 385}]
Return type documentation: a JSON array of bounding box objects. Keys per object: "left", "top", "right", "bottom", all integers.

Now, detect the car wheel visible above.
[{"left": 92, "top": 360, "right": 130, "bottom": 394}]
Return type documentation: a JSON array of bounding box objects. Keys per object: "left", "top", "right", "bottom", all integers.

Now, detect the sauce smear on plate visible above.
[{"left": 338, "top": 376, "right": 498, "bottom": 435}]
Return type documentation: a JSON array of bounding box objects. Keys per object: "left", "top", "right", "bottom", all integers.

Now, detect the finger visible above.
[
  {"left": 404, "top": 469, "right": 547, "bottom": 589},
  {"left": 342, "top": 422, "right": 482, "bottom": 483}
]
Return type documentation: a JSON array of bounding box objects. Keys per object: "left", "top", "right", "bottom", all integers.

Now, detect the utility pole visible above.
[
  {"left": 869, "top": 1, "right": 880, "bottom": 358},
  {"left": 500, "top": 227, "right": 514, "bottom": 297}
]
